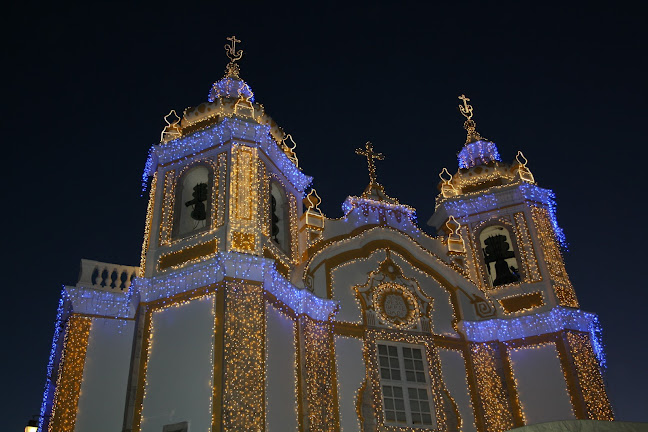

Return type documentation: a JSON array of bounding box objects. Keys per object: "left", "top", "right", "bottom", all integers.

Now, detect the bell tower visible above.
[
  {"left": 140, "top": 37, "right": 312, "bottom": 278},
  {"left": 428, "top": 95, "right": 579, "bottom": 316}
]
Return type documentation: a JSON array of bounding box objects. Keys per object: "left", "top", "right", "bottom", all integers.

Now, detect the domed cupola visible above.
[
  {"left": 207, "top": 36, "right": 255, "bottom": 102},
  {"left": 208, "top": 77, "right": 254, "bottom": 102}
]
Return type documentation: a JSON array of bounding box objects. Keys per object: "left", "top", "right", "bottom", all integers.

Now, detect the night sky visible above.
[{"left": 4, "top": 3, "right": 647, "bottom": 430}]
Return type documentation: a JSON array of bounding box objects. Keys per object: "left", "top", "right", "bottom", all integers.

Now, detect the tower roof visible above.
[{"left": 208, "top": 77, "right": 254, "bottom": 102}]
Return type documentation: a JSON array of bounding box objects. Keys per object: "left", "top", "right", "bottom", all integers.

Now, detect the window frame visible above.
[{"left": 376, "top": 341, "right": 436, "bottom": 429}]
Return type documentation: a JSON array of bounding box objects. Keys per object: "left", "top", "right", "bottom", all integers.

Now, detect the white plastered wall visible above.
[
  {"left": 75, "top": 318, "right": 135, "bottom": 432},
  {"left": 438, "top": 348, "right": 476, "bottom": 432},
  {"left": 265, "top": 303, "right": 298, "bottom": 432},
  {"left": 334, "top": 335, "right": 365, "bottom": 432},
  {"left": 509, "top": 343, "right": 575, "bottom": 424},
  {"left": 390, "top": 253, "right": 457, "bottom": 337},
  {"left": 331, "top": 250, "right": 384, "bottom": 323},
  {"left": 329, "top": 249, "right": 457, "bottom": 337},
  {"left": 140, "top": 295, "right": 215, "bottom": 432}
]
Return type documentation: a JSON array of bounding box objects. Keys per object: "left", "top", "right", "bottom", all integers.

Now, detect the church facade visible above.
[{"left": 37, "top": 38, "right": 613, "bottom": 432}]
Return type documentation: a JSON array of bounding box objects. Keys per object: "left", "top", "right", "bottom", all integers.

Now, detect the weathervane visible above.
[
  {"left": 356, "top": 141, "right": 384, "bottom": 186},
  {"left": 458, "top": 94, "right": 483, "bottom": 143},
  {"left": 224, "top": 35, "right": 243, "bottom": 78}
]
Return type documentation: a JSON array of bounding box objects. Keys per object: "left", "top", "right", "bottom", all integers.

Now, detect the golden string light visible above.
[
  {"left": 469, "top": 343, "right": 514, "bottom": 432},
  {"left": 565, "top": 332, "right": 614, "bottom": 420},
  {"left": 223, "top": 282, "right": 266, "bottom": 431},
  {"left": 513, "top": 212, "right": 542, "bottom": 283},
  {"left": 49, "top": 316, "right": 92, "bottom": 432},
  {"left": 302, "top": 317, "right": 338, "bottom": 431},
  {"left": 45, "top": 35, "right": 615, "bottom": 432},
  {"left": 531, "top": 206, "right": 579, "bottom": 307},
  {"left": 355, "top": 141, "right": 384, "bottom": 189}
]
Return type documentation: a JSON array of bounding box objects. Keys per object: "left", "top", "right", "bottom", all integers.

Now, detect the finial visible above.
[
  {"left": 439, "top": 167, "right": 458, "bottom": 198},
  {"left": 160, "top": 110, "right": 181, "bottom": 142},
  {"left": 515, "top": 151, "right": 535, "bottom": 183},
  {"left": 516, "top": 151, "right": 528, "bottom": 166},
  {"left": 458, "top": 94, "right": 483, "bottom": 144},
  {"left": 281, "top": 133, "right": 299, "bottom": 167},
  {"left": 224, "top": 35, "right": 244, "bottom": 78},
  {"left": 305, "top": 189, "right": 322, "bottom": 213},
  {"left": 355, "top": 141, "right": 384, "bottom": 186},
  {"left": 446, "top": 216, "right": 466, "bottom": 253},
  {"left": 458, "top": 94, "right": 473, "bottom": 120},
  {"left": 439, "top": 167, "right": 453, "bottom": 183}
]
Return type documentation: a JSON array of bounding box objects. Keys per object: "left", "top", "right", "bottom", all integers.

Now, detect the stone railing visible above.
[{"left": 77, "top": 259, "right": 140, "bottom": 292}]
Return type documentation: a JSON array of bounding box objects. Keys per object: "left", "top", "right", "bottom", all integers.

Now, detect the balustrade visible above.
[{"left": 77, "top": 259, "right": 139, "bottom": 291}]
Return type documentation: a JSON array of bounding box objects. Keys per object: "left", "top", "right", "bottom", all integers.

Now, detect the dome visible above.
[
  {"left": 207, "top": 77, "right": 255, "bottom": 102},
  {"left": 457, "top": 139, "right": 502, "bottom": 169}
]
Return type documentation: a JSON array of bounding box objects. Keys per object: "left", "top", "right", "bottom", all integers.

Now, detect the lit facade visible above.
[{"left": 37, "top": 39, "right": 613, "bottom": 432}]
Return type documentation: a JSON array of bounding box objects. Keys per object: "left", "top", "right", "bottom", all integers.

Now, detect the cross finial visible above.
[
  {"left": 224, "top": 36, "right": 244, "bottom": 78},
  {"left": 458, "top": 94, "right": 484, "bottom": 143},
  {"left": 225, "top": 35, "right": 243, "bottom": 62},
  {"left": 458, "top": 94, "right": 473, "bottom": 120},
  {"left": 355, "top": 141, "right": 384, "bottom": 185}
]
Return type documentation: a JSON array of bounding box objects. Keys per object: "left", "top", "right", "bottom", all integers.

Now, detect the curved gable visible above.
[{"left": 303, "top": 226, "right": 497, "bottom": 324}]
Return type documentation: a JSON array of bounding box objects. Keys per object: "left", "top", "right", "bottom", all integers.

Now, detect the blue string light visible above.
[
  {"left": 457, "top": 140, "right": 502, "bottom": 169},
  {"left": 460, "top": 306, "right": 606, "bottom": 369},
  {"left": 38, "top": 289, "right": 66, "bottom": 432},
  {"left": 141, "top": 117, "right": 312, "bottom": 196},
  {"left": 207, "top": 77, "right": 255, "bottom": 102}
]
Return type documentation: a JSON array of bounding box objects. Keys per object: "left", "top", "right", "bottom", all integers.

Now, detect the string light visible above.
[
  {"left": 38, "top": 291, "right": 65, "bottom": 432},
  {"left": 302, "top": 317, "right": 338, "bottom": 431},
  {"left": 530, "top": 206, "right": 578, "bottom": 307},
  {"left": 223, "top": 282, "right": 265, "bottom": 431},
  {"left": 458, "top": 140, "right": 502, "bottom": 169},
  {"left": 48, "top": 316, "right": 92, "bottom": 432},
  {"left": 460, "top": 306, "right": 599, "bottom": 344},
  {"left": 140, "top": 172, "right": 157, "bottom": 275},
  {"left": 565, "top": 332, "right": 614, "bottom": 420},
  {"left": 470, "top": 343, "right": 515, "bottom": 432},
  {"left": 41, "top": 38, "right": 615, "bottom": 432}
]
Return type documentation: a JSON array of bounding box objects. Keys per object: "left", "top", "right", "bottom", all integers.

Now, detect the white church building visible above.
[{"left": 37, "top": 37, "right": 614, "bottom": 432}]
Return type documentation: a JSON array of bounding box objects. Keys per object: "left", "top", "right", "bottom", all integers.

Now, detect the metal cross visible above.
[
  {"left": 356, "top": 141, "right": 384, "bottom": 185},
  {"left": 225, "top": 35, "right": 243, "bottom": 62},
  {"left": 458, "top": 94, "right": 474, "bottom": 119}
]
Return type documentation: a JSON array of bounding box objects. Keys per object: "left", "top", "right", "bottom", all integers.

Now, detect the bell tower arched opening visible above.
[
  {"left": 269, "top": 181, "right": 291, "bottom": 254},
  {"left": 478, "top": 225, "right": 521, "bottom": 287},
  {"left": 173, "top": 164, "right": 212, "bottom": 239}
]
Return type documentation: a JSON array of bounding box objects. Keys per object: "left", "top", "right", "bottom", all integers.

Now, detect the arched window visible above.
[
  {"left": 479, "top": 225, "right": 521, "bottom": 287},
  {"left": 173, "top": 165, "right": 211, "bottom": 238},
  {"left": 270, "top": 182, "right": 291, "bottom": 254}
]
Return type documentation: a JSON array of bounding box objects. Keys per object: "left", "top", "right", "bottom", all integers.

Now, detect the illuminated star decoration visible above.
[{"left": 355, "top": 141, "right": 384, "bottom": 187}]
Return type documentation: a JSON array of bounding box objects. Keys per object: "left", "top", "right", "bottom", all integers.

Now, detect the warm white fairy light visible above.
[{"left": 48, "top": 316, "right": 92, "bottom": 432}]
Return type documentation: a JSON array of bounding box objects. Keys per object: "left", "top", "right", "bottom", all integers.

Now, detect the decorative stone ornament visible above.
[{"left": 355, "top": 251, "right": 433, "bottom": 331}]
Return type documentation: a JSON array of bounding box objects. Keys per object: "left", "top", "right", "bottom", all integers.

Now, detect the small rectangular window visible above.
[{"left": 377, "top": 342, "right": 435, "bottom": 428}]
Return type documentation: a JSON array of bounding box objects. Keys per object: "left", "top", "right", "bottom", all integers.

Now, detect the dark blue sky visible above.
[{"left": 4, "top": 2, "right": 646, "bottom": 430}]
